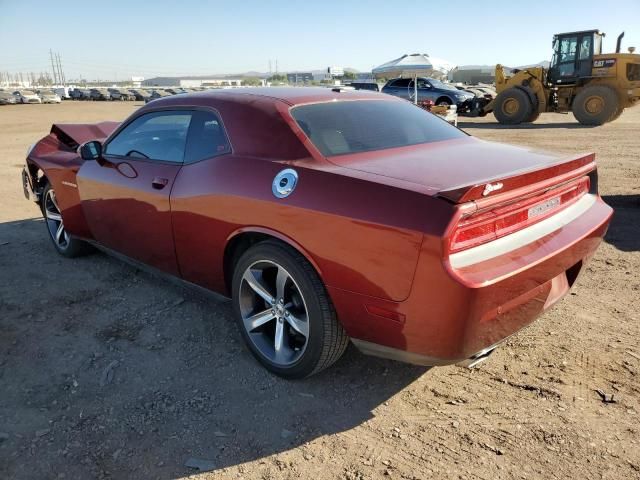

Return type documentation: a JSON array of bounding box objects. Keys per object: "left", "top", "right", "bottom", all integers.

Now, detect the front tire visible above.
[
  {"left": 493, "top": 87, "right": 533, "bottom": 124},
  {"left": 231, "top": 241, "right": 348, "bottom": 379},
  {"left": 41, "top": 184, "right": 93, "bottom": 258},
  {"left": 609, "top": 107, "right": 624, "bottom": 122}
]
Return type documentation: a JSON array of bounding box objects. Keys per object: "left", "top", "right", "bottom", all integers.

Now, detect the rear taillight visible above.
[{"left": 449, "top": 177, "right": 590, "bottom": 253}]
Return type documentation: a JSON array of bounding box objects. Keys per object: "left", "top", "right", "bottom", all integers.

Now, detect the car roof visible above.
[{"left": 150, "top": 86, "right": 388, "bottom": 107}]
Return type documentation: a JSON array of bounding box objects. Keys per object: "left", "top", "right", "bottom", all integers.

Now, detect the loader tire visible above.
[
  {"left": 572, "top": 86, "right": 619, "bottom": 125},
  {"left": 525, "top": 110, "right": 541, "bottom": 123},
  {"left": 609, "top": 108, "right": 624, "bottom": 122},
  {"left": 493, "top": 88, "right": 533, "bottom": 124}
]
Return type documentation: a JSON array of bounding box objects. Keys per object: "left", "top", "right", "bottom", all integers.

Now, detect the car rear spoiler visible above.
[
  {"left": 437, "top": 154, "right": 597, "bottom": 204},
  {"left": 50, "top": 121, "right": 120, "bottom": 150}
]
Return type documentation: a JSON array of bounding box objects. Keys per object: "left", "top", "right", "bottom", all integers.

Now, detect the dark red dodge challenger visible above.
[{"left": 22, "top": 87, "right": 613, "bottom": 378}]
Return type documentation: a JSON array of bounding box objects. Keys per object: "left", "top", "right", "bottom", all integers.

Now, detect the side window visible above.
[
  {"left": 104, "top": 111, "right": 192, "bottom": 163},
  {"left": 559, "top": 36, "right": 578, "bottom": 63},
  {"left": 579, "top": 36, "right": 592, "bottom": 60},
  {"left": 417, "top": 79, "right": 430, "bottom": 89},
  {"left": 184, "top": 110, "right": 231, "bottom": 163},
  {"left": 390, "top": 79, "right": 411, "bottom": 88}
]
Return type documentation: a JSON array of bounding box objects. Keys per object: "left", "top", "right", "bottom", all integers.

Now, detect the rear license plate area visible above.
[{"left": 528, "top": 196, "right": 560, "bottom": 219}]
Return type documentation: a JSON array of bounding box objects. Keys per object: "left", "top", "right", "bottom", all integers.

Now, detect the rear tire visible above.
[
  {"left": 41, "top": 183, "right": 93, "bottom": 258},
  {"left": 493, "top": 88, "right": 533, "bottom": 124},
  {"left": 572, "top": 86, "right": 619, "bottom": 125},
  {"left": 231, "top": 240, "right": 348, "bottom": 379}
]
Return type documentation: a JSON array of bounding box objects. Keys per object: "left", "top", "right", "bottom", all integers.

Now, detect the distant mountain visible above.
[
  {"left": 514, "top": 60, "right": 550, "bottom": 69},
  {"left": 143, "top": 67, "right": 363, "bottom": 82}
]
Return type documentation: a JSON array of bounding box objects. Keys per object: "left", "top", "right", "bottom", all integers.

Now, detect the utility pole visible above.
[
  {"left": 49, "top": 49, "right": 58, "bottom": 86},
  {"left": 275, "top": 59, "right": 278, "bottom": 75},
  {"left": 56, "top": 52, "right": 65, "bottom": 86}
]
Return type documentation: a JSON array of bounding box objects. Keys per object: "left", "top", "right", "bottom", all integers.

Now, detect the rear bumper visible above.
[{"left": 332, "top": 194, "right": 613, "bottom": 365}]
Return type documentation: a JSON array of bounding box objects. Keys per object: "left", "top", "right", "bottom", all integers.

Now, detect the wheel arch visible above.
[
  {"left": 435, "top": 95, "right": 453, "bottom": 105},
  {"left": 25, "top": 158, "right": 50, "bottom": 204},
  {"left": 223, "top": 227, "right": 324, "bottom": 296}
]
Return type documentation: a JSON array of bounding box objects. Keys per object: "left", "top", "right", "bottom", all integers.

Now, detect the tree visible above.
[
  {"left": 268, "top": 74, "right": 287, "bottom": 83},
  {"left": 242, "top": 76, "right": 262, "bottom": 86},
  {"left": 342, "top": 71, "right": 356, "bottom": 80}
]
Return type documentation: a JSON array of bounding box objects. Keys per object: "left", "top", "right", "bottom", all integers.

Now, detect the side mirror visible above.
[{"left": 79, "top": 140, "right": 102, "bottom": 160}]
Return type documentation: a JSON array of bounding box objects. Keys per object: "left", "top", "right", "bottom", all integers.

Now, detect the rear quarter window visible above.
[{"left": 291, "top": 99, "right": 465, "bottom": 157}]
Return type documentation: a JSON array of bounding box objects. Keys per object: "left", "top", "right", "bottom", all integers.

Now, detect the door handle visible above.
[{"left": 152, "top": 177, "right": 169, "bottom": 189}]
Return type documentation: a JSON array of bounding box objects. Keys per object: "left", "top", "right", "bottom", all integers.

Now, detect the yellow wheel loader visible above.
[{"left": 475, "top": 30, "right": 640, "bottom": 125}]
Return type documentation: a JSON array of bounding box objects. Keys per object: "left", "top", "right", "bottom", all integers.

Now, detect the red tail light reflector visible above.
[{"left": 449, "top": 177, "right": 590, "bottom": 253}]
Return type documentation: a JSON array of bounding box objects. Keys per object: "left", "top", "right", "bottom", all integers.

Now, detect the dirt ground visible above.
[{"left": 0, "top": 101, "right": 638, "bottom": 480}]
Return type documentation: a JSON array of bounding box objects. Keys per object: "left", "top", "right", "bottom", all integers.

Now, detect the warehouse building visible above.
[
  {"left": 448, "top": 65, "right": 495, "bottom": 84},
  {"left": 286, "top": 72, "right": 313, "bottom": 84},
  {"left": 142, "top": 76, "right": 243, "bottom": 87}
]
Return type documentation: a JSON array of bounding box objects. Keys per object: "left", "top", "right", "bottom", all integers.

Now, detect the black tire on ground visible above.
[
  {"left": 572, "top": 86, "right": 619, "bottom": 125},
  {"left": 493, "top": 87, "right": 533, "bottom": 124},
  {"left": 524, "top": 110, "right": 541, "bottom": 123},
  {"left": 231, "top": 240, "right": 349, "bottom": 379},
  {"left": 609, "top": 108, "right": 624, "bottom": 122},
  {"left": 436, "top": 97, "right": 452, "bottom": 106},
  {"left": 41, "top": 183, "right": 93, "bottom": 258}
]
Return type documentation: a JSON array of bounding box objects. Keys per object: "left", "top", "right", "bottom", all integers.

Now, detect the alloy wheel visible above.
[
  {"left": 238, "top": 260, "right": 309, "bottom": 366},
  {"left": 43, "top": 188, "right": 69, "bottom": 251}
]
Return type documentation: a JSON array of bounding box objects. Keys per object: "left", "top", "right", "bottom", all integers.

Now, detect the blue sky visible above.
[{"left": 1, "top": 0, "right": 638, "bottom": 80}]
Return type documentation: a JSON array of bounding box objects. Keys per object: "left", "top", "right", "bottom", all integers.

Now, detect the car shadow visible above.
[
  {"left": 602, "top": 194, "right": 640, "bottom": 252},
  {"left": 457, "top": 120, "right": 593, "bottom": 130},
  {"left": 0, "top": 217, "right": 429, "bottom": 479}
]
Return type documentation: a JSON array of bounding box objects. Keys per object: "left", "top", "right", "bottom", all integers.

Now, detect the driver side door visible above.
[
  {"left": 415, "top": 78, "right": 435, "bottom": 102},
  {"left": 76, "top": 110, "right": 192, "bottom": 275}
]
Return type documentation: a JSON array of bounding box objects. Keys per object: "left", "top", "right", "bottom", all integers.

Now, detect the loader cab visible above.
[{"left": 548, "top": 30, "right": 604, "bottom": 85}]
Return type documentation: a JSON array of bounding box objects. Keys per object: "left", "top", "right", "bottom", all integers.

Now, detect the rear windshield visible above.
[{"left": 291, "top": 99, "right": 465, "bottom": 156}]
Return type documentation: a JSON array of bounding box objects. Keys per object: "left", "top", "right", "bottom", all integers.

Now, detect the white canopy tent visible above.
[{"left": 372, "top": 53, "right": 456, "bottom": 104}]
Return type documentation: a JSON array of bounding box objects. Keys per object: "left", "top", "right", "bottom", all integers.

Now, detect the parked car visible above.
[
  {"left": 89, "top": 88, "right": 111, "bottom": 101},
  {"left": 475, "top": 86, "right": 497, "bottom": 98},
  {"left": 38, "top": 90, "right": 62, "bottom": 104},
  {"left": 53, "top": 87, "right": 71, "bottom": 100},
  {"left": 107, "top": 88, "right": 133, "bottom": 101},
  {"left": 22, "top": 87, "right": 612, "bottom": 378},
  {"left": 129, "top": 89, "right": 151, "bottom": 101},
  {"left": 69, "top": 88, "right": 87, "bottom": 100},
  {"left": 13, "top": 90, "right": 42, "bottom": 104},
  {"left": 349, "top": 82, "right": 380, "bottom": 92},
  {"left": 0, "top": 91, "right": 18, "bottom": 104},
  {"left": 145, "top": 89, "right": 171, "bottom": 103},
  {"left": 0, "top": 91, "right": 18, "bottom": 105},
  {"left": 382, "top": 77, "right": 475, "bottom": 111}
]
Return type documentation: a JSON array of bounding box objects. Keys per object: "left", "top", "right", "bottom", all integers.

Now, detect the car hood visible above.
[
  {"left": 326, "top": 137, "right": 594, "bottom": 202},
  {"left": 50, "top": 122, "right": 120, "bottom": 149}
]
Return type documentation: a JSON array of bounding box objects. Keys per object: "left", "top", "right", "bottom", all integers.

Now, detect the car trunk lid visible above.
[{"left": 326, "top": 137, "right": 596, "bottom": 202}]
